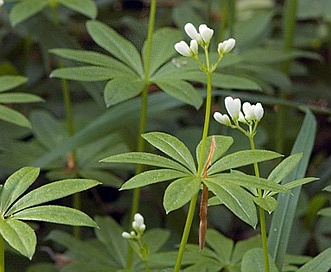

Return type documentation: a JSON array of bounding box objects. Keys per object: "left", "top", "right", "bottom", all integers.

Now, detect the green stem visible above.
[
  {"left": 276, "top": 0, "right": 297, "bottom": 153},
  {"left": 126, "top": 0, "right": 156, "bottom": 270},
  {"left": 0, "top": 235, "right": 4, "bottom": 272},
  {"left": 249, "top": 136, "right": 270, "bottom": 272},
  {"left": 174, "top": 69, "right": 213, "bottom": 271}
]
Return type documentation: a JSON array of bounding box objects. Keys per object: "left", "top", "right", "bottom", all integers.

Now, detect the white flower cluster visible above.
[
  {"left": 122, "top": 213, "right": 146, "bottom": 239},
  {"left": 174, "top": 23, "right": 235, "bottom": 58},
  {"left": 214, "top": 96, "right": 264, "bottom": 134}
]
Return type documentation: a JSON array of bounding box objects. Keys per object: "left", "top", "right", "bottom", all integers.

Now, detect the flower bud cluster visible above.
[
  {"left": 214, "top": 96, "right": 264, "bottom": 135},
  {"left": 174, "top": 23, "right": 235, "bottom": 60},
  {"left": 122, "top": 213, "right": 146, "bottom": 240}
]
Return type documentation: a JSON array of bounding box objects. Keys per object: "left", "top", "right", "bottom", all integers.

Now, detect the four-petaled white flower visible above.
[
  {"left": 217, "top": 38, "right": 236, "bottom": 55},
  {"left": 213, "top": 112, "right": 231, "bottom": 126}
]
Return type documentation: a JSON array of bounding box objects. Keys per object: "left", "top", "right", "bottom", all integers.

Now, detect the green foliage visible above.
[
  {"left": 0, "top": 167, "right": 100, "bottom": 259},
  {"left": 0, "top": 76, "right": 42, "bottom": 128}
]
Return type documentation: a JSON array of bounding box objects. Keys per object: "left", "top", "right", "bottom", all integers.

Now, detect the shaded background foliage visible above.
[{"left": 0, "top": 0, "right": 330, "bottom": 271}]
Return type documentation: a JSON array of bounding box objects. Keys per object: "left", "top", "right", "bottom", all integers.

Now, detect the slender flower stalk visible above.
[
  {"left": 214, "top": 96, "right": 270, "bottom": 272},
  {"left": 126, "top": 0, "right": 157, "bottom": 269},
  {"left": 174, "top": 23, "right": 236, "bottom": 271}
]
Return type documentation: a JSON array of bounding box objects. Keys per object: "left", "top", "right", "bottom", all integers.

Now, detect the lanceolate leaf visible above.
[
  {"left": 163, "top": 177, "right": 201, "bottom": 213},
  {"left": 0, "top": 219, "right": 36, "bottom": 259},
  {"left": 153, "top": 78, "right": 203, "bottom": 109},
  {"left": 57, "top": 0, "right": 97, "bottom": 19},
  {"left": 6, "top": 179, "right": 101, "bottom": 216},
  {"left": 104, "top": 77, "right": 145, "bottom": 107},
  {"left": 12, "top": 205, "right": 97, "bottom": 227},
  {"left": 296, "top": 247, "right": 331, "bottom": 272},
  {"left": 0, "top": 93, "right": 43, "bottom": 103},
  {"left": 207, "top": 173, "right": 289, "bottom": 194},
  {"left": 204, "top": 180, "right": 257, "bottom": 228},
  {"left": 121, "top": 169, "right": 187, "bottom": 190},
  {"left": 268, "top": 153, "right": 303, "bottom": 183},
  {"left": 241, "top": 248, "right": 278, "bottom": 272},
  {"left": 0, "top": 76, "right": 27, "bottom": 92},
  {"left": 86, "top": 20, "right": 143, "bottom": 76},
  {"left": 196, "top": 135, "right": 234, "bottom": 170},
  {"left": 253, "top": 196, "right": 278, "bottom": 214},
  {"left": 100, "top": 152, "right": 190, "bottom": 173},
  {"left": 9, "top": 0, "right": 50, "bottom": 26},
  {"left": 0, "top": 104, "right": 31, "bottom": 128},
  {"left": 50, "top": 49, "right": 135, "bottom": 74},
  {"left": 0, "top": 167, "right": 40, "bottom": 214},
  {"left": 283, "top": 177, "right": 318, "bottom": 190},
  {"left": 51, "top": 66, "right": 122, "bottom": 82},
  {"left": 208, "top": 150, "right": 282, "bottom": 175},
  {"left": 142, "top": 132, "right": 197, "bottom": 174}
]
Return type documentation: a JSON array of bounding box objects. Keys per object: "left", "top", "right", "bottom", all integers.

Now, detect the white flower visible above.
[
  {"left": 217, "top": 38, "right": 236, "bottom": 55},
  {"left": 225, "top": 96, "right": 241, "bottom": 119},
  {"left": 122, "top": 231, "right": 132, "bottom": 239},
  {"left": 190, "top": 39, "right": 198, "bottom": 55},
  {"left": 199, "top": 24, "right": 214, "bottom": 43},
  {"left": 132, "top": 213, "right": 146, "bottom": 234},
  {"left": 213, "top": 112, "right": 231, "bottom": 126},
  {"left": 174, "top": 41, "right": 192, "bottom": 57},
  {"left": 254, "top": 103, "right": 264, "bottom": 121},
  {"left": 184, "top": 23, "right": 201, "bottom": 42}
]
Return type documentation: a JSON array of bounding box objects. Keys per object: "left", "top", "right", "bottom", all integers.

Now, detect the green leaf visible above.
[
  {"left": 142, "top": 132, "right": 197, "bottom": 173},
  {"left": 142, "top": 229, "right": 170, "bottom": 254},
  {"left": 208, "top": 150, "right": 282, "bottom": 175},
  {"left": 0, "top": 104, "right": 31, "bottom": 128},
  {"left": 142, "top": 28, "right": 182, "bottom": 77},
  {"left": 268, "top": 153, "right": 303, "bottom": 183},
  {"left": 121, "top": 169, "right": 187, "bottom": 190},
  {"left": 318, "top": 207, "right": 331, "bottom": 217},
  {"left": 241, "top": 248, "right": 278, "bottom": 272},
  {"left": 12, "top": 205, "right": 97, "bottom": 227},
  {"left": 154, "top": 78, "right": 203, "bottom": 109},
  {"left": 163, "top": 177, "right": 200, "bottom": 213},
  {"left": 268, "top": 109, "right": 317, "bottom": 270},
  {"left": 207, "top": 173, "right": 290, "bottom": 194},
  {"left": 323, "top": 185, "right": 331, "bottom": 192},
  {"left": 205, "top": 229, "right": 234, "bottom": 263},
  {"left": 57, "top": 0, "right": 97, "bottom": 19},
  {"left": 0, "top": 167, "right": 40, "bottom": 214},
  {"left": 231, "top": 236, "right": 262, "bottom": 264},
  {"left": 9, "top": 0, "right": 50, "bottom": 26},
  {"left": 86, "top": 20, "right": 143, "bottom": 76},
  {"left": 94, "top": 216, "right": 128, "bottom": 267},
  {"left": 196, "top": 135, "right": 234, "bottom": 170},
  {"left": 296, "top": 247, "right": 331, "bottom": 272},
  {"left": 283, "top": 177, "right": 318, "bottom": 190},
  {"left": 104, "top": 77, "right": 145, "bottom": 107},
  {"left": 0, "top": 76, "right": 27, "bottom": 92},
  {"left": 253, "top": 196, "right": 278, "bottom": 214},
  {"left": 100, "top": 152, "right": 190, "bottom": 173},
  {"left": 51, "top": 66, "right": 121, "bottom": 81},
  {"left": 204, "top": 180, "right": 257, "bottom": 228},
  {"left": 208, "top": 196, "right": 223, "bottom": 206},
  {"left": 0, "top": 219, "right": 36, "bottom": 259},
  {"left": 6, "top": 179, "right": 101, "bottom": 216},
  {"left": 0, "top": 93, "right": 43, "bottom": 103},
  {"left": 50, "top": 49, "right": 136, "bottom": 75},
  {"left": 212, "top": 73, "right": 261, "bottom": 91}
]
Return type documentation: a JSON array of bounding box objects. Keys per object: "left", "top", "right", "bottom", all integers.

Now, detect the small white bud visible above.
[
  {"left": 253, "top": 103, "right": 264, "bottom": 121},
  {"left": 238, "top": 112, "right": 247, "bottom": 124},
  {"left": 134, "top": 213, "right": 144, "bottom": 226},
  {"left": 174, "top": 41, "right": 192, "bottom": 57},
  {"left": 139, "top": 224, "right": 146, "bottom": 233},
  {"left": 213, "top": 112, "right": 231, "bottom": 126},
  {"left": 217, "top": 38, "right": 236, "bottom": 55},
  {"left": 184, "top": 23, "right": 201, "bottom": 42},
  {"left": 190, "top": 39, "right": 198, "bottom": 55},
  {"left": 243, "top": 102, "right": 254, "bottom": 121},
  {"left": 199, "top": 24, "right": 214, "bottom": 43},
  {"left": 122, "top": 232, "right": 132, "bottom": 239},
  {"left": 225, "top": 96, "right": 241, "bottom": 119}
]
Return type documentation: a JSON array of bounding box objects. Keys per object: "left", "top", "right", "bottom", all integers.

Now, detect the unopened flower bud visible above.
[
  {"left": 122, "top": 232, "right": 132, "bottom": 239},
  {"left": 243, "top": 102, "right": 254, "bottom": 121},
  {"left": 190, "top": 39, "right": 198, "bottom": 55},
  {"left": 254, "top": 103, "right": 264, "bottom": 121},
  {"left": 217, "top": 38, "right": 236, "bottom": 55},
  {"left": 225, "top": 96, "right": 241, "bottom": 119},
  {"left": 213, "top": 112, "right": 231, "bottom": 126},
  {"left": 199, "top": 24, "right": 214, "bottom": 43},
  {"left": 184, "top": 23, "right": 201, "bottom": 42},
  {"left": 174, "top": 41, "right": 192, "bottom": 57}
]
